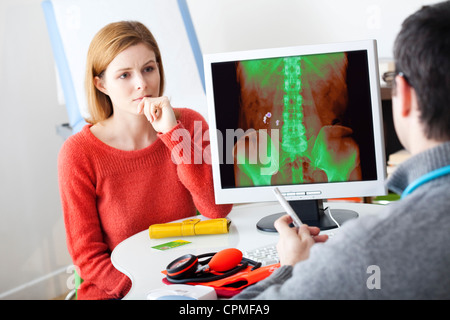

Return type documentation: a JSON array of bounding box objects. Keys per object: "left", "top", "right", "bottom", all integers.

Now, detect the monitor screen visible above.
[{"left": 204, "top": 40, "right": 386, "bottom": 225}]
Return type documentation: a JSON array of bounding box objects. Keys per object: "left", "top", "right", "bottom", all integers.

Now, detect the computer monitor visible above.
[{"left": 204, "top": 40, "right": 386, "bottom": 231}]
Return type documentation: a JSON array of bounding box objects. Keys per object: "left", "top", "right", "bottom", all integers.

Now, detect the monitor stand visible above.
[{"left": 256, "top": 199, "right": 358, "bottom": 232}]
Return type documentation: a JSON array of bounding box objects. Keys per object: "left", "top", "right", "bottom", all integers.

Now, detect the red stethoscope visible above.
[{"left": 165, "top": 248, "right": 261, "bottom": 283}]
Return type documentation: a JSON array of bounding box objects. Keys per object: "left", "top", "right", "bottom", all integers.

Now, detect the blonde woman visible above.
[{"left": 57, "top": 21, "right": 232, "bottom": 300}]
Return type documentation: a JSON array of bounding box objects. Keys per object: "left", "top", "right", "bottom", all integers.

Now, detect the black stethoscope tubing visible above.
[{"left": 165, "top": 252, "right": 261, "bottom": 284}]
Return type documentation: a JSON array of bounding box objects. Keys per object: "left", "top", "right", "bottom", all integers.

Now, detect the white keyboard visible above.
[
  {"left": 242, "top": 231, "right": 336, "bottom": 266},
  {"left": 243, "top": 243, "right": 279, "bottom": 266}
]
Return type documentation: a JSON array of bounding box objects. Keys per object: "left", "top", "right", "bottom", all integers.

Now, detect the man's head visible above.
[{"left": 393, "top": 1, "right": 450, "bottom": 145}]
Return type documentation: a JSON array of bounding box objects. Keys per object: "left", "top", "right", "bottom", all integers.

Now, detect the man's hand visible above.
[{"left": 274, "top": 215, "right": 328, "bottom": 266}]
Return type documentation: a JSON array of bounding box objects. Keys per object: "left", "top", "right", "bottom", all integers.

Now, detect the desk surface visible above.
[{"left": 111, "top": 201, "right": 384, "bottom": 300}]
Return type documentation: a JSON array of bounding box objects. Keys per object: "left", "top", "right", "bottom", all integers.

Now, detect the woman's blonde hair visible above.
[{"left": 85, "top": 21, "right": 165, "bottom": 124}]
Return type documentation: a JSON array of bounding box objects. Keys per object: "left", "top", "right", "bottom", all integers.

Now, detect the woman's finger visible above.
[
  {"left": 143, "top": 100, "right": 153, "bottom": 122},
  {"left": 150, "top": 102, "right": 159, "bottom": 120}
]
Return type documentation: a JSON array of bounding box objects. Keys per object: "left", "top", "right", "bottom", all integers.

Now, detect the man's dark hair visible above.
[{"left": 393, "top": 0, "right": 450, "bottom": 141}]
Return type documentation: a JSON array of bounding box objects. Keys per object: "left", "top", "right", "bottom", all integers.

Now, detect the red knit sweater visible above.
[{"left": 57, "top": 108, "right": 232, "bottom": 300}]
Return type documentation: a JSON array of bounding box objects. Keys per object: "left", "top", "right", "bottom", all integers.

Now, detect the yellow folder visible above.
[{"left": 149, "top": 218, "right": 231, "bottom": 239}]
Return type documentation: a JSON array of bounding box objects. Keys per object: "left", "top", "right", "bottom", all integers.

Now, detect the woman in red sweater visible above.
[{"left": 57, "top": 21, "right": 232, "bottom": 300}]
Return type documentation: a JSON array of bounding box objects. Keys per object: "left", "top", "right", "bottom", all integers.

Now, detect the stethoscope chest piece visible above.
[{"left": 166, "top": 254, "right": 200, "bottom": 279}]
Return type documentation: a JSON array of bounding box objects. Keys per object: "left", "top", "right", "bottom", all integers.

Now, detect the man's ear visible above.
[
  {"left": 94, "top": 76, "right": 108, "bottom": 95},
  {"left": 395, "top": 75, "right": 413, "bottom": 117}
]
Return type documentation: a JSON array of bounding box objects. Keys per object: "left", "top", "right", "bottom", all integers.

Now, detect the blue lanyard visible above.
[{"left": 401, "top": 165, "right": 450, "bottom": 199}]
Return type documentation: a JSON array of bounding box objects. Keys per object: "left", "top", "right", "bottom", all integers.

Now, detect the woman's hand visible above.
[
  {"left": 274, "top": 215, "right": 329, "bottom": 266},
  {"left": 137, "top": 96, "right": 177, "bottom": 133}
]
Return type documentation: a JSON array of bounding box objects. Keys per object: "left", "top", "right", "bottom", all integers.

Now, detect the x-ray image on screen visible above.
[{"left": 211, "top": 50, "right": 377, "bottom": 189}]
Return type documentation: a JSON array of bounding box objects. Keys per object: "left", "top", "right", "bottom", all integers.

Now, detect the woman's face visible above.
[{"left": 95, "top": 42, "right": 161, "bottom": 116}]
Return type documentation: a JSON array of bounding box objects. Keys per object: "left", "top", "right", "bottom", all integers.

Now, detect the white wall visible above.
[
  {"left": 188, "top": 0, "right": 441, "bottom": 58},
  {"left": 0, "top": 0, "right": 71, "bottom": 299},
  {"left": 0, "top": 0, "right": 442, "bottom": 299}
]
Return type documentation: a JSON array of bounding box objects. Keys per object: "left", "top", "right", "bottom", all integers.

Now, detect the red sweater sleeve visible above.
[
  {"left": 158, "top": 109, "right": 233, "bottom": 218},
  {"left": 57, "top": 137, "right": 131, "bottom": 299}
]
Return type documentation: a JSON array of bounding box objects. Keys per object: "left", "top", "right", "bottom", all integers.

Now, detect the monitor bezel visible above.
[{"left": 204, "top": 40, "right": 386, "bottom": 204}]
